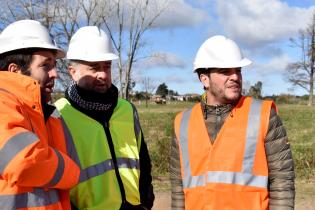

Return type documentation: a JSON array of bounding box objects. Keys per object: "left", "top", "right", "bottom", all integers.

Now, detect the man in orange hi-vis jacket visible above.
[
  {"left": 0, "top": 20, "right": 80, "bottom": 210},
  {"left": 170, "top": 35, "right": 295, "bottom": 210}
]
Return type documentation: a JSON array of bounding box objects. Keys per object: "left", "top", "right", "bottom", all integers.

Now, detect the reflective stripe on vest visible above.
[
  {"left": 179, "top": 99, "right": 268, "bottom": 189},
  {"left": 79, "top": 158, "right": 140, "bottom": 182},
  {"left": 0, "top": 131, "right": 38, "bottom": 173},
  {"left": 0, "top": 188, "right": 59, "bottom": 209},
  {"left": 131, "top": 103, "right": 141, "bottom": 141}
]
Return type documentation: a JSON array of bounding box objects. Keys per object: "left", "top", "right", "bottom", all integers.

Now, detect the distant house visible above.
[
  {"left": 172, "top": 95, "right": 185, "bottom": 101},
  {"left": 152, "top": 95, "right": 166, "bottom": 104},
  {"left": 184, "top": 93, "right": 200, "bottom": 101}
]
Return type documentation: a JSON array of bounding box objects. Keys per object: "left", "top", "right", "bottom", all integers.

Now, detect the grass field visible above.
[{"left": 136, "top": 101, "right": 315, "bottom": 193}]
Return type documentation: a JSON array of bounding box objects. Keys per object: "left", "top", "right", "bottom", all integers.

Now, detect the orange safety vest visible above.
[
  {"left": 174, "top": 96, "right": 274, "bottom": 210},
  {"left": 0, "top": 71, "right": 80, "bottom": 210}
]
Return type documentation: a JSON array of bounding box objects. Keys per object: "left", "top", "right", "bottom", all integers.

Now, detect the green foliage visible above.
[
  {"left": 266, "top": 94, "right": 308, "bottom": 105},
  {"left": 155, "top": 83, "right": 168, "bottom": 97},
  {"left": 292, "top": 145, "right": 315, "bottom": 179},
  {"left": 278, "top": 104, "right": 315, "bottom": 179},
  {"left": 139, "top": 111, "right": 177, "bottom": 176},
  {"left": 248, "top": 81, "right": 262, "bottom": 99}
]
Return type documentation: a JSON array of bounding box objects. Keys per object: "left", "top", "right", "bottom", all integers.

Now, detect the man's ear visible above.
[
  {"left": 68, "top": 65, "right": 79, "bottom": 82},
  {"left": 7, "top": 63, "right": 22, "bottom": 74},
  {"left": 199, "top": 73, "right": 210, "bottom": 89}
]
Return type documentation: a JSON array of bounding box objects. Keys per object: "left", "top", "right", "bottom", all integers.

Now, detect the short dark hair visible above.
[
  {"left": 0, "top": 48, "right": 57, "bottom": 75},
  {"left": 195, "top": 68, "right": 212, "bottom": 78}
]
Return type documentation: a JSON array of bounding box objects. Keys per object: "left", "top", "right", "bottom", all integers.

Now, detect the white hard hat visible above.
[
  {"left": 67, "top": 26, "right": 118, "bottom": 62},
  {"left": 193, "top": 35, "right": 252, "bottom": 72},
  {"left": 0, "top": 19, "right": 65, "bottom": 58}
]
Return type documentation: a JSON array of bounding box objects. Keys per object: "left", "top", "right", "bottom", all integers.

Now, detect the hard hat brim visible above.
[
  {"left": 66, "top": 53, "right": 119, "bottom": 62},
  {"left": 0, "top": 38, "right": 65, "bottom": 58},
  {"left": 193, "top": 57, "right": 252, "bottom": 72}
]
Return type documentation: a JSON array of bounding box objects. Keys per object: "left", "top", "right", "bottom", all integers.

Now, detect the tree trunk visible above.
[{"left": 308, "top": 70, "right": 313, "bottom": 106}]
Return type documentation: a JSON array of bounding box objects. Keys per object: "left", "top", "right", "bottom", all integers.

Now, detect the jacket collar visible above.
[{"left": 0, "top": 71, "right": 41, "bottom": 108}]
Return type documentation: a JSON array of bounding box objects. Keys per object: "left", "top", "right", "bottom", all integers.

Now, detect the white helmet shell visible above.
[
  {"left": 193, "top": 35, "right": 252, "bottom": 72},
  {"left": 66, "top": 26, "right": 118, "bottom": 62},
  {"left": 0, "top": 19, "right": 65, "bottom": 58}
]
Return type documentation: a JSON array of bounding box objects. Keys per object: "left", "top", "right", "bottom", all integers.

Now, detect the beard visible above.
[{"left": 209, "top": 82, "right": 242, "bottom": 104}]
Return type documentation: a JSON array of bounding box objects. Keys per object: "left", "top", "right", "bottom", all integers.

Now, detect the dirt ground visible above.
[
  {"left": 153, "top": 192, "right": 315, "bottom": 210},
  {"left": 153, "top": 182, "right": 315, "bottom": 210}
]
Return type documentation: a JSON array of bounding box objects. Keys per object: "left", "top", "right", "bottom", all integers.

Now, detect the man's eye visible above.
[
  {"left": 89, "top": 67, "right": 98, "bottom": 71},
  {"left": 42, "top": 63, "right": 55, "bottom": 71}
]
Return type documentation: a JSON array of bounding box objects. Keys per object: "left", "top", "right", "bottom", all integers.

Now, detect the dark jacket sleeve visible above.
[
  {"left": 139, "top": 130, "right": 155, "bottom": 209},
  {"left": 265, "top": 108, "right": 295, "bottom": 210},
  {"left": 170, "top": 136, "right": 185, "bottom": 210}
]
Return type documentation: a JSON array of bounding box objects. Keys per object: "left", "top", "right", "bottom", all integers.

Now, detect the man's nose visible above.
[
  {"left": 96, "top": 71, "right": 107, "bottom": 80},
  {"left": 49, "top": 67, "right": 58, "bottom": 78},
  {"left": 229, "top": 70, "right": 241, "bottom": 80}
]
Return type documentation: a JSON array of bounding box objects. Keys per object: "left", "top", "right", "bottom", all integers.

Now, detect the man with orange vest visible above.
[
  {"left": 170, "top": 35, "right": 295, "bottom": 210},
  {"left": 0, "top": 20, "right": 80, "bottom": 209}
]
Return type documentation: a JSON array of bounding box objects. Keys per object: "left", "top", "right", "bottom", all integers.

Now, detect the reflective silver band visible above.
[
  {"left": 79, "top": 157, "right": 140, "bottom": 182},
  {"left": 0, "top": 132, "right": 38, "bottom": 173},
  {"left": 242, "top": 99, "right": 262, "bottom": 173},
  {"left": 131, "top": 103, "right": 141, "bottom": 139},
  {"left": 43, "top": 149, "right": 65, "bottom": 187},
  {"left": 0, "top": 188, "right": 59, "bottom": 209},
  {"left": 117, "top": 157, "right": 140, "bottom": 169},
  {"left": 183, "top": 171, "right": 268, "bottom": 189},
  {"left": 207, "top": 171, "right": 268, "bottom": 188},
  {"left": 183, "top": 174, "right": 205, "bottom": 188},
  {"left": 179, "top": 109, "right": 192, "bottom": 184},
  {"left": 60, "top": 117, "right": 82, "bottom": 167}
]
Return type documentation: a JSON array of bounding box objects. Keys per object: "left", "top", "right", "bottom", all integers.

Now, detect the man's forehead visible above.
[
  {"left": 210, "top": 67, "right": 241, "bottom": 72},
  {"left": 78, "top": 60, "right": 111, "bottom": 66},
  {"left": 32, "top": 50, "right": 56, "bottom": 61}
]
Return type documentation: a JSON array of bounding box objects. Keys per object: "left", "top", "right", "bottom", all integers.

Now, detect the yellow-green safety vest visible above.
[{"left": 55, "top": 98, "right": 141, "bottom": 210}]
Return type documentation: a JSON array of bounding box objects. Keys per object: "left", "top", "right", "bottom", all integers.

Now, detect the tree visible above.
[
  {"left": 0, "top": 0, "right": 104, "bottom": 87},
  {"left": 0, "top": 0, "right": 169, "bottom": 99},
  {"left": 155, "top": 82, "right": 168, "bottom": 97},
  {"left": 141, "top": 76, "right": 156, "bottom": 107},
  {"left": 285, "top": 12, "right": 315, "bottom": 106},
  {"left": 101, "top": 0, "right": 169, "bottom": 99},
  {"left": 248, "top": 81, "right": 263, "bottom": 99}
]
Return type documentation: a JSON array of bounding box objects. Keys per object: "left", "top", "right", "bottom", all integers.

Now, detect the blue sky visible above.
[{"left": 127, "top": 0, "right": 315, "bottom": 96}]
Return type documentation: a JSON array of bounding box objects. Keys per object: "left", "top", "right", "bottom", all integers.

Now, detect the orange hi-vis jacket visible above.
[
  {"left": 174, "top": 96, "right": 275, "bottom": 210},
  {"left": 0, "top": 71, "right": 80, "bottom": 210}
]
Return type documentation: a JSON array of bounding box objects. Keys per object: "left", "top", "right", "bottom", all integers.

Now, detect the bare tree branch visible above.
[{"left": 285, "top": 11, "right": 315, "bottom": 106}]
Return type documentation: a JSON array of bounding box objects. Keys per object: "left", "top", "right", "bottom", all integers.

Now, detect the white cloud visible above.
[
  {"left": 153, "top": 0, "right": 211, "bottom": 28},
  {"left": 138, "top": 52, "right": 187, "bottom": 69},
  {"left": 216, "top": 0, "right": 315, "bottom": 46},
  {"left": 252, "top": 54, "right": 291, "bottom": 75},
  {"left": 241, "top": 54, "right": 293, "bottom": 95}
]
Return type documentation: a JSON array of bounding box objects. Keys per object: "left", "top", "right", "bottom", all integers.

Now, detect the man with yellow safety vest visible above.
[
  {"left": 54, "top": 26, "right": 154, "bottom": 210},
  {"left": 170, "top": 35, "right": 295, "bottom": 210},
  {"left": 0, "top": 20, "right": 80, "bottom": 209}
]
